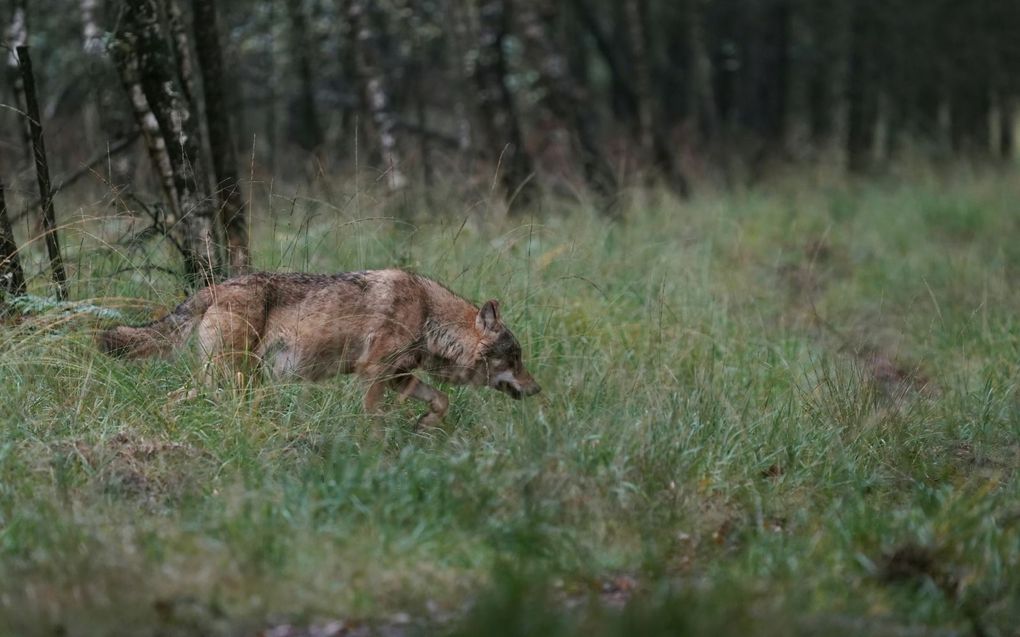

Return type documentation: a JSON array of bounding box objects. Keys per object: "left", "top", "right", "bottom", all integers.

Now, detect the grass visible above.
[{"left": 0, "top": 168, "right": 1018, "bottom": 635}]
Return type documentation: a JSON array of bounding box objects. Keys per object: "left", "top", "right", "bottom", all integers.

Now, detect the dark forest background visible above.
[{"left": 2, "top": 0, "right": 1019, "bottom": 287}]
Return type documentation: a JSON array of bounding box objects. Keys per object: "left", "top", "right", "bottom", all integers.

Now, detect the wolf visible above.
[{"left": 98, "top": 270, "right": 541, "bottom": 427}]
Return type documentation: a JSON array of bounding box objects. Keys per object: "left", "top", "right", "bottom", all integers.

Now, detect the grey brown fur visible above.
[{"left": 98, "top": 270, "right": 540, "bottom": 427}]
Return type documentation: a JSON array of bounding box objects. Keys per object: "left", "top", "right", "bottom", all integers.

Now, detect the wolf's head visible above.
[{"left": 473, "top": 300, "right": 541, "bottom": 399}]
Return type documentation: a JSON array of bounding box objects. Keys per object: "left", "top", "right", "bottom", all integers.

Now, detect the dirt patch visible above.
[
  {"left": 879, "top": 543, "right": 959, "bottom": 598},
  {"left": 777, "top": 236, "right": 850, "bottom": 303},
  {"left": 555, "top": 573, "right": 642, "bottom": 613},
  {"left": 854, "top": 346, "right": 935, "bottom": 398},
  {"left": 949, "top": 441, "right": 1019, "bottom": 479},
  {"left": 58, "top": 430, "right": 208, "bottom": 505}
]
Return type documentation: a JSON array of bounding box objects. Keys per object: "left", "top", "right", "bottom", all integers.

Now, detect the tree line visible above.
[{"left": 1, "top": 0, "right": 1018, "bottom": 293}]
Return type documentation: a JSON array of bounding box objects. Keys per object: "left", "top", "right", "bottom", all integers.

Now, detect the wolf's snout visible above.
[
  {"left": 492, "top": 370, "right": 541, "bottom": 400},
  {"left": 514, "top": 372, "right": 541, "bottom": 398}
]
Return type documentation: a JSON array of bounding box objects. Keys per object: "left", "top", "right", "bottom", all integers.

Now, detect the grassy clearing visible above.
[{"left": 1, "top": 170, "right": 1018, "bottom": 635}]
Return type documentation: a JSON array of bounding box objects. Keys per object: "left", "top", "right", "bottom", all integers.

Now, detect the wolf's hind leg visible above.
[
  {"left": 389, "top": 374, "right": 449, "bottom": 429},
  {"left": 268, "top": 345, "right": 303, "bottom": 380},
  {"left": 196, "top": 309, "right": 261, "bottom": 391}
]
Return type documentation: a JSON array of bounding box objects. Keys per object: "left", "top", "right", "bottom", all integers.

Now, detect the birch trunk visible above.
[
  {"left": 5, "top": 0, "right": 32, "bottom": 166},
  {"left": 81, "top": 0, "right": 105, "bottom": 55},
  {"left": 166, "top": 0, "right": 197, "bottom": 105},
  {"left": 347, "top": 0, "right": 407, "bottom": 190},
  {"left": 473, "top": 0, "right": 537, "bottom": 211},
  {"left": 623, "top": 0, "right": 689, "bottom": 196},
  {"left": 123, "top": 0, "right": 218, "bottom": 283},
  {"left": 109, "top": 14, "right": 183, "bottom": 226},
  {"left": 518, "top": 0, "right": 616, "bottom": 201},
  {"left": 285, "top": 0, "right": 322, "bottom": 151}
]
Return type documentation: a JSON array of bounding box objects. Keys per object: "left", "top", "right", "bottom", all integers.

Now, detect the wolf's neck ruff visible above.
[
  {"left": 422, "top": 296, "right": 482, "bottom": 369},
  {"left": 424, "top": 317, "right": 472, "bottom": 366}
]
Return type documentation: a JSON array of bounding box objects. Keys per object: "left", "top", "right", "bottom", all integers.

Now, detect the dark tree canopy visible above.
[{"left": 0, "top": 0, "right": 1016, "bottom": 255}]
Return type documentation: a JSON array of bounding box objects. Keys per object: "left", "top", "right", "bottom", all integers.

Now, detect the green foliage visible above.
[{"left": 0, "top": 173, "right": 1018, "bottom": 635}]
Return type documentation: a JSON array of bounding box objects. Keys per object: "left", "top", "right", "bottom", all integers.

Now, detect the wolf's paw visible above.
[{"left": 414, "top": 411, "right": 442, "bottom": 431}]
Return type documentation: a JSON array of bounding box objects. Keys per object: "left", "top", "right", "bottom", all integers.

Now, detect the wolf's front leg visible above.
[
  {"left": 389, "top": 374, "right": 449, "bottom": 429},
  {"left": 362, "top": 379, "right": 387, "bottom": 414}
]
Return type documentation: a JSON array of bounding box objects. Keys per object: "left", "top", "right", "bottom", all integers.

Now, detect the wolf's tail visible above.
[{"left": 98, "top": 287, "right": 214, "bottom": 359}]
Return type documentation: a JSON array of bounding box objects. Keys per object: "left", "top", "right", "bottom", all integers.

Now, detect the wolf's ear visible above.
[{"left": 476, "top": 299, "right": 502, "bottom": 333}]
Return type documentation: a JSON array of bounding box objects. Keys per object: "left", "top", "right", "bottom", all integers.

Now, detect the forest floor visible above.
[{"left": 1, "top": 168, "right": 1018, "bottom": 636}]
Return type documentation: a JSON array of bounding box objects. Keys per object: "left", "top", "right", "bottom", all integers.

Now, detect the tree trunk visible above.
[
  {"left": 108, "top": 25, "right": 183, "bottom": 225},
  {"left": 336, "top": 0, "right": 359, "bottom": 147},
  {"left": 411, "top": 51, "right": 432, "bottom": 189},
  {"left": 449, "top": 0, "right": 476, "bottom": 159},
  {"left": 473, "top": 0, "right": 538, "bottom": 211},
  {"left": 193, "top": 0, "right": 249, "bottom": 273},
  {"left": 786, "top": 3, "right": 813, "bottom": 155},
  {"left": 846, "top": 0, "right": 878, "bottom": 173},
  {"left": 123, "top": 0, "right": 218, "bottom": 284},
  {"left": 347, "top": 0, "right": 407, "bottom": 190},
  {"left": 168, "top": 0, "right": 212, "bottom": 197},
  {"left": 684, "top": 0, "right": 718, "bottom": 142},
  {"left": 262, "top": 1, "right": 279, "bottom": 175},
  {"left": 624, "top": 0, "right": 653, "bottom": 158},
  {"left": 415, "top": 74, "right": 431, "bottom": 188},
  {"left": 17, "top": 46, "right": 69, "bottom": 300},
  {"left": 81, "top": 0, "right": 105, "bottom": 55},
  {"left": 407, "top": 0, "right": 433, "bottom": 190},
  {"left": 166, "top": 0, "right": 197, "bottom": 105},
  {"left": 0, "top": 181, "right": 26, "bottom": 301},
  {"left": 6, "top": 0, "right": 32, "bottom": 166},
  {"left": 623, "top": 0, "right": 689, "bottom": 196},
  {"left": 569, "top": 0, "right": 638, "bottom": 124},
  {"left": 1000, "top": 95, "right": 1015, "bottom": 159},
  {"left": 950, "top": 86, "right": 992, "bottom": 157},
  {"left": 764, "top": 0, "right": 790, "bottom": 146},
  {"left": 518, "top": 0, "right": 616, "bottom": 202},
  {"left": 79, "top": 0, "right": 106, "bottom": 150},
  {"left": 805, "top": 0, "right": 848, "bottom": 152},
  {"left": 285, "top": 0, "right": 322, "bottom": 151}
]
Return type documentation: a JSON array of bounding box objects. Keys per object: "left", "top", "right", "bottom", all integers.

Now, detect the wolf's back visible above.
[{"left": 98, "top": 287, "right": 213, "bottom": 359}]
